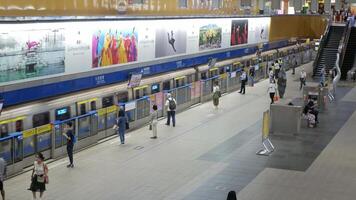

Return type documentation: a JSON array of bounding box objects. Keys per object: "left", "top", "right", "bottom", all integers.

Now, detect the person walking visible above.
[
  {"left": 269, "top": 67, "right": 275, "bottom": 82},
  {"left": 116, "top": 110, "right": 127, "bottom": 144},
  {"left": 277, "top": 67, "right": 287, "bottom": 98},
  {"left": 274, "top": 60, "right": 280, "bottom": 79},
  {"left": 239, "top": 69, "right": 247, "bottom": 94},
  {"left": 300, "top": 67, "right": 307, "bottom": 90},
  {"left": 249, "top": 64, "right": 255, "bottom": 86},
  {"left": 165, "top": 93, "right": 177, "bottom": 127},
  {"left": 63, "top": 122, "right": 75, "bottom": 168},
  {"left": 29, "top": 153, "right": 48, "bottom": 200},
  {"left": 0, "top": 157, "right": 6, "bottom": 200},
  {"left": 150, "top": 104, "right": 158, "bottom": 139},
  {"left": 268, "top": 80, "right": 277, "bottom": 104},
  {"left": 292, "top": 55, "right": 297, "bottom": 75},
  {"left": 212, "top": 81, "right": 221, "bottom": 109}
]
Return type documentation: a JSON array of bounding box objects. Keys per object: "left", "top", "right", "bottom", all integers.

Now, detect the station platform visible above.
[{"left": 4, "top": 62, "right": 356, "bottom": 200}]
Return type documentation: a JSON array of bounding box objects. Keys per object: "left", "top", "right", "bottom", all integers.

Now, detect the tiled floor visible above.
[{"left": 4, "top": 62, "right": 356, "bottom": 200}]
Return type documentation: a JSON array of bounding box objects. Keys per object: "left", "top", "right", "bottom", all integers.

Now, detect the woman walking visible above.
[
  {"left": 212, "top": 81, "right": 221, "bottom": 109},
  {"left": 117, "top": 110, "right": 127, "bottom": 144},
  {"left": 29, "top": 153, "right": 48, "bottom": 200},
  {"left": 277, "top": 67, "right": 287, "bottom": 99},
  {"left": 150, "top": 105, "right": 158, "bottom": 139},
  {"left": 268, "top": 80, "right": 277, "bottom": 104}
]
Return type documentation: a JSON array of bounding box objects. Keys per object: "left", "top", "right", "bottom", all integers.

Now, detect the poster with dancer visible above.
[
  {"left": 92, "top": 27, "right": 138, "bottom": 68},
  {"left": 199, "top": 24, "right": 222, "bottom": 51},
  {"left": 155, "top": 24, "right": 187, "bottom": 58},
  {"left": 230, "top": 20, "right": 248, "bottom": 46},
  {"left": 0, "top": 25, "right": 65, "bottom": 84},
  {"left": 248, "top": 18, "right": 270, "bottom": 44}
]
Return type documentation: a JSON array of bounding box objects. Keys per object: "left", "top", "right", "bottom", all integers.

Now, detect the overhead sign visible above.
[{"left": 128, "top": 72, "right": 142, "bottom": 88}]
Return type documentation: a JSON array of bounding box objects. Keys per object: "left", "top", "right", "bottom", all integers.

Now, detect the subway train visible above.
[{"left": 0, "top": 41, "right": 315, "bottom": 176}]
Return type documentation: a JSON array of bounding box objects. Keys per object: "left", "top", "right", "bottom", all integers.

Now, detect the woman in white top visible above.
[
  {"left": 268, "top": 80, "right": 277, "bottom": 104},
  {"left": 150, "top": 104, "right": 159, "bottom": 139},
  {"left": 212, "top": 81, "right": 221, "bottom": 109},
  {"left": 29, "top": 152, "right": 48, "bottom": 200}
]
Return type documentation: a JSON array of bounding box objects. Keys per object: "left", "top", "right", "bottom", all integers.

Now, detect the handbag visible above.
[
  {"left": 274, "top": 95, "right": 279, "bottom": 102},
  {"left": 45, "top": 175, "right": 49, "bottom": 184},
  {"left": 112, "top": 124, "right": 118, "bottom": 130}
]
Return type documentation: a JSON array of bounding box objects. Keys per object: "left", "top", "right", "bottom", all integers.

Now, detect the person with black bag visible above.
[
  {"left": 29, "top": 153, "right": 48, "bottom": 200},
  {"left": 239, "top": 69, "right": 247, "bottom": 94},
  {"left": 165, "top": 93, "right": 177, "bottom": 127},
  {"left": 150, "top": 105, "right": 158, "bottom": 139}
]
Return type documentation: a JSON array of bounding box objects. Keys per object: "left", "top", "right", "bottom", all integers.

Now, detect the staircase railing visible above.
[
  {"left": 339, "top": 20, "right": 351, "bottom": 69},
  {"left": 313, "top": 18, "right": 331, "bottom": 76}
]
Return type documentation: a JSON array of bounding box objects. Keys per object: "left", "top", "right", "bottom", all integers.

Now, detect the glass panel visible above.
[
  {"left": 0, "top": 139, "right": 12, "bottom": 164},
  {"left": 14, "top": 137, "right": 23, "bottom": 163},
  {"left": 78, "top": 116, "right": 90, "bottom": 140},
  {"left": 90, "top": 115, "right": 98, "bottom": 135},
  {"left": 126, "top": 110, "right": 135, "bottom": 122},
  {"left": 106, "top": 112, "right": 116, "bottom": 129},
  {"left": 136, "top": 99, "right": 150, "bottom": 120},
  {"left": 98, "top": 115, "right": 106, "bottom": 131},
  {"left": 23, "top": 136, "right": 36, "bottom": 157},
  {"left": 37, "top": 132, "right": 51, "bottom": 152},
  {"left": 0, "top": 124, "right": 8, "bottom": 138}
]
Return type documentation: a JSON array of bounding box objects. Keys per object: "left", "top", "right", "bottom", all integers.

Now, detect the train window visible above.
[
  {"left": 176, "top": 79, "right": 181, "bottom": 88},
  {"left": 219, "top": 68, "right": 225, "bottom": 75},
  {"left": 179, "top": 0, "right": 188, "bottom": 8},
  {"left": 15, "top": 120, "right": 23, "bottom": 132},
  {"left": 163, "top": 81, "right": 170, "bottom": 91},
  {"left": 135, "top": 89, "right": 140, "bottom": 100},
  {"left": 0, "top": 124, "right": 8, "bottom": 137},
  {"left": 187, "top": 75, "right": 193, "bottom": 84},
  {"left": 33, "top": 112, "right": 50, "bottom": 128},
  {"left": 133, "top": 0, "right": 144, "bottom": 4},
  {"left": 90, "top": 101, "right": 97, "bottom": 111},
  {"left": 102, "top": 96, "right": 114, "bottom": 108},
  {"left": 79, "top": 103, "right": 86, "bottom": 115},
  {"left": 117, "top": 92, "right": 128, "bottom": 103},
  {"left": 55, "top": 107, "right": 71, "bottom": 121},
  {"left": 143, "top": 88, "right": 148, "bottom": 96},
  {"left": 226, "top": 66, "right": 231, "bottom": 73},
  {"left": 151, "top": 84, "right": 160, "bottom": 94},
  {"left": 201, "top": 72, "right": 207, "bottom": 80}
]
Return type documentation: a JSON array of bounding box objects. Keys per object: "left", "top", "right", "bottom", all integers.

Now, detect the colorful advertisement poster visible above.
[
  {"left": 155, "top": 92, "right": 164, "bottom": 111},
  {"left": 155, "top": 22, "right": 187, "bottom": 58},
  {"left": 230, "top": 20, "right": 248, "bottom": 46},
  {"left": 199, "top": 24, "right": 222, "bottom": 51},
  {"left": 0, "top": 26, "right": 65, "bottom": 83},
  {"left": 92, "top": 27, "right": 138, "bottom": 68}
]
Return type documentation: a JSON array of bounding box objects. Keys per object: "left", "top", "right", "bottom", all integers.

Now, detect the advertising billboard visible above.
[
  {"left": 231, "top": 20, "right": 249, "bottom": 46},
  {"left": 199, "top": 24, "right": 222, "bottom": 51}
]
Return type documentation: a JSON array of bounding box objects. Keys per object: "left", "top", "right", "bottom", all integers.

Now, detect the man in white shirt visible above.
[
  {"left": 238, "top": 70, "right": 247, "bottom": 94},
  {"left": 165, "top": 93, "right": 177, "bottom": 127}
]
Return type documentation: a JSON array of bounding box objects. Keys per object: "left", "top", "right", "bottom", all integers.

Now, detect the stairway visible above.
[
  {"left": 314, "top": 26, "right": 345, "bottom": 77},
  {"left": 341, "top": 27, "right": 356, "bottom": 80}
]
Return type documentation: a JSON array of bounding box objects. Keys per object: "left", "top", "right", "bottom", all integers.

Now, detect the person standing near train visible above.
[
  {"left": 239, "top": 69, "right": 247, "bottom": 94},
  {"left": 0, "top": 157, "right": 6, "bottom": 200},
  {"left": 212, "top": 81, "right": 221, "bottom": 109},
  {"left": 63, "top": 122, "right": 75, "bottom": 168},
  {"left": 116, "top": 110, "right": 128, "bottom": 144},
  {"left": 165, "top": 93, "right": 177, "bottom": 127},
  {"left": 150, "top": 105, "right": 158, "bottom": 139}
]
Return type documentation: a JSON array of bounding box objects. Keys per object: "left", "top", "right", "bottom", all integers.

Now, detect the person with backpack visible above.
[
  {"left": 212, "top": 81, "right": 221, "bottom": 109},
  {"left": 165, "top": 93, "right": 177, "bottom": 127},
  {"left": 63, "top": 121, "right": 75, "bottom": 168},
  {"left": 238, "top": 69, "right": 247, "bottom": 94},
  {"left": 116, "top": 110, "right": 128, "bottom": 144}
]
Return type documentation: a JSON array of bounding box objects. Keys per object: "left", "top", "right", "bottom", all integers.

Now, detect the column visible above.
[{"left": 311, "top": 0, "right": 318, "bottom": 13}]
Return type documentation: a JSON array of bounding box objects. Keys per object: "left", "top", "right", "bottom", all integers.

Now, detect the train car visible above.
[{"left": 0, "top": 41, "right": 316, "bottom": 176}]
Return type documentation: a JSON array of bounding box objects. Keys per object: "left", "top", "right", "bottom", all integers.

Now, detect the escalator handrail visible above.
[{"left": 339, "top": 20, "right": 352, "bottom": 69}]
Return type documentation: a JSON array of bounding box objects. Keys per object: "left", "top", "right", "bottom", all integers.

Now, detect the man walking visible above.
[
  {"left": 300, "top": 67, "right": 307, "bottom": 90},
  {"left": 165, "top": 93, "right": 177, "bottom": 127}
]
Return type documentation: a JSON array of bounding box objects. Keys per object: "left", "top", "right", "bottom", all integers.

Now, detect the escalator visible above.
[
  {"left": 313, "top": 26, "right": 345, "bottom": 77},
  {"left": 341, "top": 27, "right": 356, "bottom": 80}
]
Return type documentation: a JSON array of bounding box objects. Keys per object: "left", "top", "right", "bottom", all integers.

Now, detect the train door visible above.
[
  {"left": 76, "top": 99, "right": 97, "bottom": 140},
  {"left": 98, "top": 96, "right": 117, "bottom": 138},
  {"left": 209, "top": 68, "right": 218, "bottom": 78},
  {"left": 174, "top": 76, "right": 186, "bottom": 88}
]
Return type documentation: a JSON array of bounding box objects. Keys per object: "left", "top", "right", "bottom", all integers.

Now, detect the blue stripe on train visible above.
[{"left": 3, "top": 40, "right": 288, "bottom": 107}]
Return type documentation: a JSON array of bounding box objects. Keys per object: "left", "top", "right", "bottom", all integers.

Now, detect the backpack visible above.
[{"left": 168, "top": 99, "right": 176, "bottom": 110}]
